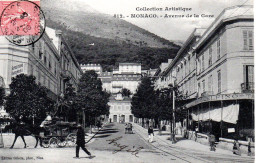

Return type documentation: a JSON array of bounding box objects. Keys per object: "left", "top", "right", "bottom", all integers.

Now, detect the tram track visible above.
[{"left": 133, "top": 126, "right": 211, "bottom": 163}]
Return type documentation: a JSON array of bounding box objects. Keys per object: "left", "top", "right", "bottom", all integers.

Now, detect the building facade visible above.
[
  {"left": 0, "top": 27, "right": 82, "bottom": 118},
  {"left": 98, "top": 63, "right": 142, "bottom": 123},
  {"left": 108, "top": 93, "right": 134, "bottom": 123},
  {"left": 81, "top": 64, "right": 103, "bottom": 75},
  {"left": 189, "top": 5, "right": 254, "bottom": 140},
  {"left": 155, "top": 5, "right": 254, "bottom": 141}
]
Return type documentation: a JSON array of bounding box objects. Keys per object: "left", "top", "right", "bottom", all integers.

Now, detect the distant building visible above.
[
  {"left": 108, "top": 93, "right": 134, "bottom": 123},
  {"left": 153, "top": 59, "right": 173, "bottom": 90},
  {"left": 80, "top": 63, "right": 103, "bottom": 75},
  {"left": 99, "top": 63, "right": 142, "bottom": 94},
  {"left": 99, "top": 63, "right": 142, "bottom": 123}
]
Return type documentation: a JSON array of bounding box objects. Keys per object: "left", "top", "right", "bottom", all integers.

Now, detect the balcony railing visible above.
[{"left": 241, "top": 82, "right": 254, "bottom": 93}]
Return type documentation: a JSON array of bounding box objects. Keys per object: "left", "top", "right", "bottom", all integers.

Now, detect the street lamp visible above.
[
  {"left": 170, "top": 85, "right": 177, "bottom": 143},
  {"left": 82, "top": 108, "right": 85, "bottom": 129}
]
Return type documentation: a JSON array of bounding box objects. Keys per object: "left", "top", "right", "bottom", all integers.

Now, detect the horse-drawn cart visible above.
[{"left": 40, "top": 121, "right": 78, "bottom": 148}]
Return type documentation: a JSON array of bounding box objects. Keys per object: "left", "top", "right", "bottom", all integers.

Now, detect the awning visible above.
[
  {"left": 191, "top": 104, "right": 239, "bottom": 124},
  {"left": 186, "top": 93, "right": 254, "bottom": 108}
]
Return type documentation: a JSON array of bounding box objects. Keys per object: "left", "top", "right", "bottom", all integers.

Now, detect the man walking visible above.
[
  {"left": 148, "top": 126, "right": 154, "bottom": 143},
  {"left": 74, "top": 124, "right": 93, "bottom": 159}
]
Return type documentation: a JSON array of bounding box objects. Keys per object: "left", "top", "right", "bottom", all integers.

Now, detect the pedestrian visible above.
[
  {"left": 148, "top": 126, "right": 154, "bottom": 143},
  {"left": 208, "top": 132, "right": 216, "bottom": 151},
  {"left": 74, "top": 124, "right": 93, "bottom": 159},
  {"left": 233, "top": 139, "right": 241, "bottom": 156}
]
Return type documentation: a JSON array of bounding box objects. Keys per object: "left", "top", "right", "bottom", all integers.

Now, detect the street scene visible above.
[
  {"left": 0, "top": 0, "right": 255, "bottom": 162},
  {"left": 0, "top": 123, "right": 255, "bottom": 162}
]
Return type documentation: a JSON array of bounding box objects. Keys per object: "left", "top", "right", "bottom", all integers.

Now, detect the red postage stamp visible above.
[{"left": 0, "top": 0, "right": 41, "bottom": 36}]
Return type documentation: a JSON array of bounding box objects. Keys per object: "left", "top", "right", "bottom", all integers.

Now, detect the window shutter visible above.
[{"left": 243, "top": 31, "right": 248, "bottom": 50}]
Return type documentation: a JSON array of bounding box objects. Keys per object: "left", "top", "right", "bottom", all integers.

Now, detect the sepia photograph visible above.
[{"left": 0, "top": 0, "right": 255, "bottom": 162}]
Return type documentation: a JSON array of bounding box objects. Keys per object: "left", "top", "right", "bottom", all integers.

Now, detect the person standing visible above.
[
  {"left": 148, "top": 126, "right": 154, "bottom": 143},
  {"left": 74, "top": 124, "right": 92, "bottom": 158},
  {"left": 209, "top": 132, "right": 216, "bottom": 151},
  {"left": 233, "top": 139, "right": 241, "bottom": 156}
]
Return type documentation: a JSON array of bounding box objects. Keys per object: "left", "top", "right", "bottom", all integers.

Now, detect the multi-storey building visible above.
[
  {"left": 154, "top": 59, "right": 173, "bottom": 90},
  {"left": 188, "top": 5, "right": 254, "bottom": 139},
  {"left": 111, "top": 63, "right": 141, "bottom": 94},
  {"left": 47, "top": 28, "right": 82, "bottom": 93},
  {"left": 0, "top": 28, "right": 61, "bottom": 98},
  {"left": 108, "top": 93, "right": 133, "bottom": 123},
  {"left": 80, "top": 64, "right": 103, "bottom": 75},
  {"left": 0, "top": 27, "right": 82, "bottom": 118},
  {"left": 99, "top": 63, "right": 142, "bottom": 123},
  {"left": 155, "top": 5, "right": 254, "bottom": 140}
]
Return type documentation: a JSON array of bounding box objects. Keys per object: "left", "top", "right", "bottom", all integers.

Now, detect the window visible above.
[
  {"left": 198, "top": 58, "right": 201, "bottom": 73},
  {"left": 39, "top": 50, "right": 42, "bottom": 59},
  {"left": 243, "top": 30, "right": 253, "bottom": 50},
  {"left": 217, "top": 70, "right": 221, "bottom": 93},
  {"left": 202, "top": 54, "right": 205, "bottom": 71},
  {"left": 202, "top": 80, "right": 205, "bottom": 93},
  {"left": 184, "top": 61, "right": 187, "bottom": 75},
  {"left": 54, "top": 63, "right": 57, "bottom": 75},
  {"left": 198, "top": 82, "right": 200, "bottom": 95},
  {"left": 32, "top": 43, "right": 35, "bottom": 53},
  {"left": 188, "top": 56, "right": 191, "bottom": 73},
  {"left": 43, "top": 76, "right": 46, "bottom": 85},
  {"left": 209, "top": 46, "right": 212, "bottom": 66},
  {"left": 208, "top": 75, "right": 213, "bottom": 92},
  {"left": 38, "top": 71, "right": 41, "bottom": 84},
  {"left": 217, "top": 39, "right": 221, "bottom": 59},
  {"left": 244, "top": 65, "right": 254, "bottom": 83},
  {"left": 44, "top": 56, "right": 47, "bottom": 65}
]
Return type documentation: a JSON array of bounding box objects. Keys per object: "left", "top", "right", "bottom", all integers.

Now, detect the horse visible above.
[{"left": 4, "top": 121, "right": 45, "bottom": 149}]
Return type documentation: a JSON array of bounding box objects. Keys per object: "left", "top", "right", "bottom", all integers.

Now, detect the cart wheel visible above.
[
  {"left": 66, "top": 133, "right": 76, "bottom": 147},
  {"left": 49, "top": 137, "right": 58, "bottom": 148},
  {"left": 57, "top": 139, "right": 67, "bottom": 148},
  {"left": 41, "top": 138, "right": 50, "bottom": 148}
]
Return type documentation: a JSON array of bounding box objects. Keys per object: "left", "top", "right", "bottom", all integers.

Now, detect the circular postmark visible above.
[{"left": 0, "top": 0, "right": 46, "bottom": 46}]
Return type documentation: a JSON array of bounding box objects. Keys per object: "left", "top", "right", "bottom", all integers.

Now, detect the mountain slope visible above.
[
  {"left": 41, "top": 0, "right": 180, "bottom": 70},
  {"left": 41, "top": 0, "right": 178, "bottom": 48}
]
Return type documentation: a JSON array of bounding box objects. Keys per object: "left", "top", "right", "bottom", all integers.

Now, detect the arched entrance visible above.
[
  {"left": 113, "top": 115, "right": 117, "bottom": 122},
  {"left": 129, "top": 115, "right": 133, "bottom": 122}
]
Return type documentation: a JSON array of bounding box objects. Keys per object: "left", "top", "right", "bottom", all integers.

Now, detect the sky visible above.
[{"left": 79, "top": 0, "right": 254, "bottom": 41}]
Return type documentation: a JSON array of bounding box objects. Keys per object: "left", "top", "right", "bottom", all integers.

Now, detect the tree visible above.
[
  {"left": 63, "top": 83, "right": 78, "bottom": 122},
  {"left": 121, "top": 88, "right": 132, "bottom": 97},
  {"left": 4, "top": 74, "right": 53, "bottom": 125},
  {"left": 76, "top": 70, "right": 110, "bottom": 126},
  {"left": 131, "top": 77, "right": 157, "bottom": 127},
  {"left": 0, "top": 86, "right": 5, "bottom": 106}
]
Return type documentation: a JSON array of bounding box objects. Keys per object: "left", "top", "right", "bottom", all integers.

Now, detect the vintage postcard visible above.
[{"left": 0, "top": 0, "right": 255, "bottom": 162}]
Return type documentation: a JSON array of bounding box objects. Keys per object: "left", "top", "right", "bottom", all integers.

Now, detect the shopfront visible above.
[{"left": 185, "top": 93, "right": 254, "bottom": 141}]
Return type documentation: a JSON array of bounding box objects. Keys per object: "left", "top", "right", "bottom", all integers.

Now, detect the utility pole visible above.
[
  {"left": 82, "top": 108, "right": 85, "bottom": 129},
  {"left": 172, "top": 89, "right": 177, "bottom": 143}
]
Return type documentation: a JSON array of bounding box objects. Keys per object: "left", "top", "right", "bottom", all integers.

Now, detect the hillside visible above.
[
  {"left": 41, "top": 0, "right": 178, "bottom": 48},
  {"left": 47, "top": 20, "right": 179, "bottom": 71},
  {"left": 41, "top": 0, "right": 181, "bottom": 70}
]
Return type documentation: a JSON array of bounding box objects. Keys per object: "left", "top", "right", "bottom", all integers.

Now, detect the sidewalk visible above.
[{"left": 132, "top": 123, "right": 246, "bottom": 156}]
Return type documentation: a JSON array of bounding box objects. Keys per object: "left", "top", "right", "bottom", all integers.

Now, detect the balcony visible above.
[{"left": 241, "top": 82, "right": 254, "bottom": 93}]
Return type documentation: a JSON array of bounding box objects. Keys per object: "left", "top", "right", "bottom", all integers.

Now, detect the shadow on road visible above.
[{"left": 94, "top": 134, "right": 111, "bottom": 138}]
